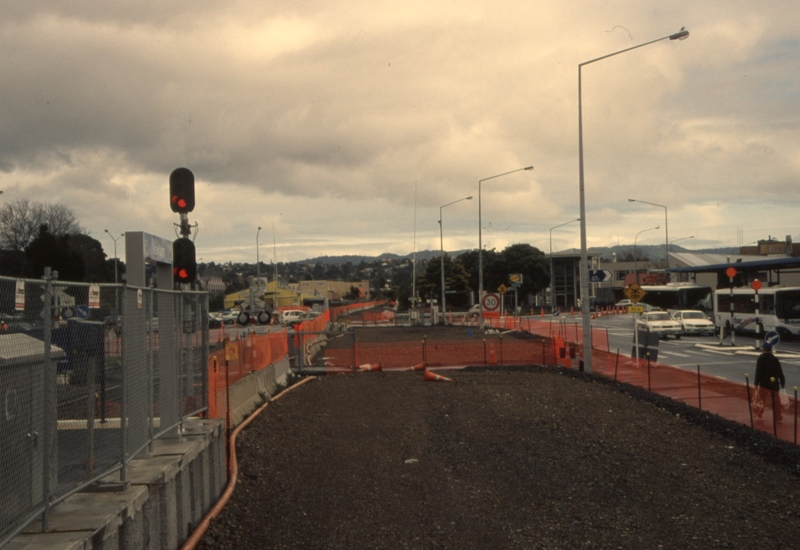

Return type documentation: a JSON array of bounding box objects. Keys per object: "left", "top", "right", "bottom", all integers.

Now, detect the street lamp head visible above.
[
  {"left": 466, "top": 196, "right": 473, "bottom": 200},
  {"left": 670, "top": 29, "right": 690, "bottom": 40},
  {"left": 524, "top": 166, "right": 534, "bottom": 171},
  {"left": 627, "top": 199, "right": 635, "bottom": 203}
]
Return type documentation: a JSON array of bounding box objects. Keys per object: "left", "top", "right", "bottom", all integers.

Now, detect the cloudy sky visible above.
[{"left": 1, "top": 1, "right": 798, "bottom": 265}]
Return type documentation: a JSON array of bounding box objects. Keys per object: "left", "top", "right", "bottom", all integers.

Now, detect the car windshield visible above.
[
  {"left": 683, "top": 311, "right": 706, "bottom": 319},
  {"left": 648, "top": 313, "right": 671, "bottom": 321}
]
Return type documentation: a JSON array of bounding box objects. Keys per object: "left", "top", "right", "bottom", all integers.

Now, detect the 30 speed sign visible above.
[{"left": 482, "top": 293, "right": 500, "bottom": 311}]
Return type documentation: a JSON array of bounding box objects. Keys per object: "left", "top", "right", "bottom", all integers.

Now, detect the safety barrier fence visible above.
[
  {"left": 207, "top": 330, "right": 289, "bottom": 422},
  {"left": 0, "top": 273, "right": 208, "bottom": 548},
  {"left": 322, "top": 311, "right": 799, "bottom": 447},
  {"left": 330, "top": 300, "right": 388, "bottom": 319}
]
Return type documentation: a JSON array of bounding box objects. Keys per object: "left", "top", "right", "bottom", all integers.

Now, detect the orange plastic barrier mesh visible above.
[
  {"left": 325, "top": 335, "right": 556, "bottom": 372},
  {"left": 207, "top": 330, "right": 289, "bottom": 420},
  {"left": 580, "top": 346, "right": 799, "bottom": 445}
]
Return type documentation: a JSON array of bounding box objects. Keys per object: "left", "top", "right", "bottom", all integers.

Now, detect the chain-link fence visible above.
[{"left": 0, "top": 271, "right": 208, "bottom": 547}]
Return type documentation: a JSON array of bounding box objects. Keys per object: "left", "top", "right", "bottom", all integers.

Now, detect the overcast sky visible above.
[{"left": 1, "top": 1, "right": 798, "bottom": 265}]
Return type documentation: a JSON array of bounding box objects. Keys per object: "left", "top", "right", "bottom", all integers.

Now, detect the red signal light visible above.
[
  {"left": 169, "top": 168, "right": 195, "bottom": 213},
  {"left": 172, "top": 238, "right": 197, "bottom": 284}
]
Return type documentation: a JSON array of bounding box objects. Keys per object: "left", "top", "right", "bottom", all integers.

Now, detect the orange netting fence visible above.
[
  {"left": 334, "top": 313, "right": 799, "bottom": 446},
  {"left": 207, "top": 330, "right": 289, "bottom": 420}
]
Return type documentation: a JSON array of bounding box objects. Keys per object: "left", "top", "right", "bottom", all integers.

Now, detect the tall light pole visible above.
[
  {"left": 256, "top": 226, "right": 262, "bottom": 283},
  {"left": 439, "top": 196, "right": 472, "bottom": 324},
  {"left": 634, "top": 226, "right": 660, "bottom": 285},
  {"left": 629, "top": 199, "right": 669, "bottom": 271},
  {"left": 478, "top": 165, "right": 534, "bottom": 330},
  {"left": 104, "top": 229, "right": 124, "bottom": 284},
  {"left": 549, "top": 218, "right": 580, "bottom": 311},
  {"left": 578, "top": 27, "right": 689, "bottom": 372},
  {"left": 272, "top": 223, "right": 278, "bottom": 312}
]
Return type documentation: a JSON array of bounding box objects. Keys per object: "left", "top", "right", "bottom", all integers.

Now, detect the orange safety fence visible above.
[
  {"left": 207, "top": 329, "right": 289, "bottom": 420},
  {"left": 571, "top": 345, "right": 799, "bottom": 445},
  {"left": 330, "top": 301, "right": 388, "bottom": 319},
  {"left": 319, "top": 334, "right": 557, "bottom": 373}
]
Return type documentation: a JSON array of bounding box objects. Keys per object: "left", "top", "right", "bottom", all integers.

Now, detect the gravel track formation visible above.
[{"left": 198, "top": 333, "right": 800, "bottom": 549}]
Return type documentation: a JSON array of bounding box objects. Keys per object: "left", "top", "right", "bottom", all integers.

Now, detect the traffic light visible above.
[
  {"left": 172, "top": 237, "right": 197, "bottom": 284},
  {"left": 169, "top": 167, "right": 195, "bottom": 213}
]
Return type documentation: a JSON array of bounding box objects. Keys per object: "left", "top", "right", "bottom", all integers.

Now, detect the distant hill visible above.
[
  {"left": 297, "top": 245, "right": 738, "bottom": 265},
  {"left": 299, "top": 249, "right": 471, "bottom": 265}
]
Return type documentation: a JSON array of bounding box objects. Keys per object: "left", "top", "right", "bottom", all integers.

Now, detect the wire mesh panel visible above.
[
  {"left": 121, "top": 286, "right": 153, "bottom": 461},
  {"left": 180, "top": 291, "right": 208, "bottom": 417}
]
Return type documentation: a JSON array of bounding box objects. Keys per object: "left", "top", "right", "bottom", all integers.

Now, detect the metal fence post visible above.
[
  {"left": 696, "top": 363, "right": 702, "bottom": 410},
  {"left": 41, "top": 268, "right": 54, "bottom": 532}
]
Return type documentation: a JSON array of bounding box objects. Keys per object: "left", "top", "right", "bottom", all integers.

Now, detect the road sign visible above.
[
  {"left": 751, "top": 279, "right": 762, "bottom": 291},
  {"left": 764, "top": 331, "right": 781, "bottom": 347},
  {"left": 726, "top": 267, "right": 737, "bottom": 278},
  {"left": 75, "top": 305, "right": 90, "bottom": 319},
  {"left": 482, "top": 293, "right": 500, "bottom": 311},
  {"left": 497, "top": 284, "right": 508, "bottom": 295},
  {"left": 624, "top": 283, "right": 646, "bottom": 304},
  {"left": 627, "top": 305, "right": 645, "bottom": 313},
  {"left": 588, "top": 269, "right": 613, "bottom": 283},
  {"left": 509, "top": 274, "right": 523, "bottom": 285}
]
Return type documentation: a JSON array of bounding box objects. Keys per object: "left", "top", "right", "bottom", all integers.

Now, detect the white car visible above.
[
  {"left": 281, "top": 310, "right": 308, "bottom": 326},
  {"left": 636, "top": 311, "right": 683, "bottom": 339},
  {"left": 671, "top": 310, "right": 715, "bottom": 336}
]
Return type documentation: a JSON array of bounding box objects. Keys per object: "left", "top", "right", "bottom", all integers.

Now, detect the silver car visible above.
[
  {"left": 636, "top": 311, "right": 683, "bottom": 339},
  {"left": 671, "top": 310, "right": 715, "bottom": 336}
]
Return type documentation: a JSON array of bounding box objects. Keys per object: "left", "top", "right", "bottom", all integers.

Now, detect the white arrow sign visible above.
[{"left": 588, "top": 269, "right": 613, "bottom": 283}]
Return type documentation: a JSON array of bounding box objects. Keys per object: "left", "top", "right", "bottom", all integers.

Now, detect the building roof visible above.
[{"left": 668, "top": 253, "right": 800, "bottom": 273}]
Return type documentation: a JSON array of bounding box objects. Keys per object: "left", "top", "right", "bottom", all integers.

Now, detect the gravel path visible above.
[{"left": 197, "top": 365, "right": 800, "bottom": 549}]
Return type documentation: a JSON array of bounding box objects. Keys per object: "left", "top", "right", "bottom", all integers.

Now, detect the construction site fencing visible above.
[
  {"left": 0, "top": 271, "right": 209, "bottom": 548},
  {"left": 207, "top": 329, "right": 289, "bottom": 421}
]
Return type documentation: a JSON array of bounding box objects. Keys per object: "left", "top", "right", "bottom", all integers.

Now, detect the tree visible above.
[
  {"left": 67, "top": 234, "right": 109, "bottom": 282},
  {"left": 0, "top": 199, "right": 83, "bottom": 252},
  {"left": 500, "top": 243, "right": 550, "bottom": 298},
  {"left": 419, "top": 254, "right": 472, "bottom": 309},
  {"left": 25, "top": 224, "right": 85, "bottom": 280}
]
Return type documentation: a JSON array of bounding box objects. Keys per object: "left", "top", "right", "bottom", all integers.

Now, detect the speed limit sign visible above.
[{"left": 482, "top": 293, "right": 500, "bottom": 311}]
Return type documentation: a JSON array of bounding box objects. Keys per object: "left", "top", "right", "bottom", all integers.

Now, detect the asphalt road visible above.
[{"left": 587, "top": 312, "right": 800, "bottom": 391}]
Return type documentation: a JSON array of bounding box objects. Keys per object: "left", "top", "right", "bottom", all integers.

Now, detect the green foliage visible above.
[{"left": 419, "top": 255, "right": 472, "bottom": 308}]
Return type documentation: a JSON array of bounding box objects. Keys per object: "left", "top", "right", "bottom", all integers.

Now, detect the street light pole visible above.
[
  {"left": 629, "top": 198, "right": 669, "bottom": 271},
  {"left": 104, "top": 229, "right": 124, "bottom": 284},
  {"left": 439, "top": 196, "right": 472, "bottom": 325},
  {"left": 256, "top": 226, "right": 261, "bottom": 283},
  {"left": 634, "top": 226, "right": 660, "bottom": 285},
  {"left": 478, "top": 166, "right": 534, "bottom": 330},
  {"left": 549, "top": 218, "right": 580, "bottom": 311},
  {"left": 578, "top": 27, "right": 689, "bottom": 373}
]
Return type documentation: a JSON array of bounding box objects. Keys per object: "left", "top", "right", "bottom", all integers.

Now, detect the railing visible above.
[{"left": 0, "top": 272, "right": 208, "bottom": 548}]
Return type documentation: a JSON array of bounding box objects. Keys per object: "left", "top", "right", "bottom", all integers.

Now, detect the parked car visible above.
[
  {"left": 636, "top": 311, "right": 683, "bottom": 339},
  {"left": 281, "top": 309, "right": 308, "bottom": 326},
  {"left": 220, "top": 310, "right": 239, "bottom": 324},
  {"left": 671, "top": 310, "right": 715, "bottom": 336},
  {"left": 468, "top": 304, "right": 481, "bottom": 318}
]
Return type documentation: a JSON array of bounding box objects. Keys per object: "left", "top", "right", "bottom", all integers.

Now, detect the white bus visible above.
[
  {"left": 637, "top": 283, "right": 713, "bottom": 314},
  {"left": 713, "top": 286, "right": 800, "bottom": 339}
]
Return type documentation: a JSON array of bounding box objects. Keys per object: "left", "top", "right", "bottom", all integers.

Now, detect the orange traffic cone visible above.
[
  {"left": 405, "top": 363, "right": 426, "bottom": 372},
  {"left": 359, "top": 363, "right": 382, "bottom": 372},
  {"left": 540, "top": 308, "right": 544, "bottom": 317},
  {"left": 488, "top": 341, "right": 497, "bottom": 365},
  {"left": 570, "top": 307, "right": 574, "bottom": 316},
  {"left": 424, "top": 370, "right": 453, "bottom": 382}
]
